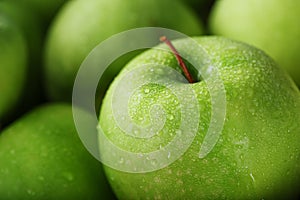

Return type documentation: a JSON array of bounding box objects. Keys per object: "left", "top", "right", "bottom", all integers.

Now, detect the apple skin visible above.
[
  {"left": 44, "top": 0, "right": 204, "bottom": 101},
  {"left": 0, "top": 1, "right": 43, "bottom": 67},
  {"left": 0, "top": 104, "right": 115, "bottom": 199},
  {"left": 209, "top": 0, "right": 300, "bottom": 87},
  {"left": 0, "top": 2, "right": 45, "bottom": 114},
  {"left": 5, "top": 0, "right": 67, "bottom": 22},
  {"left": 0, "top": 16, "right": 27, "bottom": 124},
  {"left": 99, "top": 36, "right": 300, "bottom": 199}
]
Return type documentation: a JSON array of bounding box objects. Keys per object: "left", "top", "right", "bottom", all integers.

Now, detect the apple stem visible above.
[{"left": 160, "top": 36, "right": 194, "bottom": 83}]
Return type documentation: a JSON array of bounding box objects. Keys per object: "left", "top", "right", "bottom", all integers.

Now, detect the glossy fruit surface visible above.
[
  {"left": 44, "top": 0, "right": 204, "bottom": 101},
  {"left": 0, "top": 17, "right": 27, "bottom": 122},
  {"left": 209, "top": 0, "right": 300, "bottom": 86},
  {"left": 99, "top": 36, "right": 300, "bottom": 199},
  {"left": 0, "top": 104, "right": 115, "bottom": 199}
]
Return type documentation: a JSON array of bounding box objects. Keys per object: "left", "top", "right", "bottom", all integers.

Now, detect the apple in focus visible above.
[{"left": 99, "top": 36, "right": 300, "bottom": 199}]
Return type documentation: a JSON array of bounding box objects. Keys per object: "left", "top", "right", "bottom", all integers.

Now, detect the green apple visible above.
[
  {"left": 0, "top": 1, "right": 42, "bottom": 66},
  {"left": 0, "top": 2, "right": 45, "bottom": 112},
  {"left": 0, "top": 104, "right": 115, "bottom": 199},
  {"left": 99, "top": 36, "right": 300, "bottom": 199},
  {"left": 209, "top": 0, "right": 300, "bottom": 87},
  {"left": 0, "top": 16, "right": 27, "bottom": 125},
  {"left": 179, "top": 0, "right": 216, "bottom": 27},
  {"left": 6, "top": 0, "right": 67, "bottom": 22},
  {"left": 44, "top": 0, "right": 204, "bottom": 101},
  {"left": 181, "top": 0, "right": 208, "bottom": 6}
]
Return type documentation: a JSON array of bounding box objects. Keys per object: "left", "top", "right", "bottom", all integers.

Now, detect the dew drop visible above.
[
  {"left": 168, "top": 114, "right": 174, "bottom": 120},
  {"left": 119, "top": 157, "right": 124, "bottom": 164},
  {"left": 151, "top": 159, "right": 158, "bottom": 166},
  {"left": 27, "top": 189, "right": 34, "bottom": 196},
  {"left": 144, "top": 88, "right": 150, "bottom": 94},
  {"left": 239, "top": 154, "right": 244, "bottom": 160},
  {"left": 175, "top": 129, "right": 182, "bottom": 136},
  {"left": 167, "top": 152, "right": 171, "bottom": 159},
  {"left": 249, "top": 173, "right": 255, "bottom": 182},
  {"left": 134, "top": 130, "right": 140, "bottom": 136},
  {"left": 63, "top": 172, "right": 74, "bottom": 181}
]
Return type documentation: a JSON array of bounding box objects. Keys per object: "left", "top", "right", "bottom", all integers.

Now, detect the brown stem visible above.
[{"left": 160, "top": 36, "right": 194, "bottom": 83}]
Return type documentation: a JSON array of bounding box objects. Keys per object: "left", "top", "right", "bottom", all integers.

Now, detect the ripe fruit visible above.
[
  {"left": 99, "top": 36, "right": 300, "bottom": 199},
  {"left": 0, "top": 104, "right": 115, "bottom": 199},
  {"left": 0, "top": 16, "right": 27, "bottom": 124},
  {"left": 0, "top": 1, "right": 45, "bottom": 112},
  {"left": 209, "top": 0, "right": 300, "bottom": 87},
  {"left": 44, "top": 0, "right": 204, "bottom": 101},
  {"left": 6, "top": 0, "right": 67, "bottom": 21}
]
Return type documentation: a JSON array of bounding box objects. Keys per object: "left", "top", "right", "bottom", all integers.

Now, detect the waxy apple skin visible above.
[
  {"left": 100, "top": 36, "right": 300, "bottom": 199},
  {"left": 6, "top": 0, "right": 67, "bottom": 22},
  {"left": 0, "top": 104, "right": 115, "bottom": 199},
  {"left": 209, "top": 0, "right": 300, "bottom": 87},
  {"left": 44, "top": 0, "right": 204, "bottom": 101},
  {"left": 0, "top": 17, "right": 27, "bottom": 122}
]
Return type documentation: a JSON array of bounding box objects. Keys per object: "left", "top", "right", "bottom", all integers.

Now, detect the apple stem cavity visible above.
[{"left": 160, "top": 36, "right": 194, "bottom": 83}]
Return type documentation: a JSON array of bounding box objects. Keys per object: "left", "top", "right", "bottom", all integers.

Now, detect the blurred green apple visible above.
[
  {"left": 6, "top": 0, "right": 67, "bottom": 22},
  {"left": 180, "top": 0, "right": 216, "bottom": 27},
  {"left": 0, "top": 16, "right": 27, "bottom": 125},
  {"left": 44, "top": 0, "right": 204, "bottom": 101},
  {"left": 0, "top": 1, "right": 42, "bottom": 66},
  {"left": 209, "top": 0, "right": 300, "bottom": 87},
  {"left": 0, "top": 104, "right": 115, "bottom": 199},
  {"left": 99, "top": 36, "right": 300, "bottom": 199},
  {"left": 0, "top": 2, "right": 45, "bottom": 113}
]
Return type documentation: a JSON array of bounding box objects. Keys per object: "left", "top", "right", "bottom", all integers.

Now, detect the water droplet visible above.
[
  {"left": 138, "top": 153, "right": 143, "bottom": 158},
  {"left": 119, "top": 157, "right": 124, "bottom": 164},
  {"left": 151, "top": 159, "right": 158, "bottom": 166},
  {"left": 154, "top": 176, "right": 161, "bottom": 183},
  {"left": 134, "top": 130, "right": 140, "bottom": 136},
  {"left": 63, "top": 172, "right": 74, "bottom": 181},
  {"left": 144, "top": 88, "right": 150, "bottom": 94},
  {"left": 168, "top": 114, "right": 174, "bottom": 120},
  {"left": 27, "top": 189, "right": 35, "bottom": 196},
  {"left": 249, "top": 173, "right": 255, "bottom": 182},
  {"left": 239, "top": 154, "right": 244, "bottom": 160},
  {"left": 175, "top": 129, "right": 182, "bottom": 136},
  {"left": 167, "top": 152, "right": 171, "bottom": 159}
]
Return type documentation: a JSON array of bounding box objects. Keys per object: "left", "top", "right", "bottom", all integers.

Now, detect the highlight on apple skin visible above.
[
  {"left": 209, "top": 0, "right": 300, "bottom": 87},
  {"left": 44, "top": 0, "right": 204, "bottom": 102},
  {"left": 99, "top": 36, "right": 300, "bottom": 199}
]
